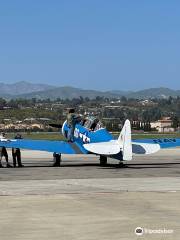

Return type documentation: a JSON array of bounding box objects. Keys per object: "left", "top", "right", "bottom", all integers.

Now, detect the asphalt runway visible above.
[
  {"left": 0, "top": 148, "right": 180, "bottom": 180},
  {"left": 0, "top": 148, "right": 180, "bottom": 239}
]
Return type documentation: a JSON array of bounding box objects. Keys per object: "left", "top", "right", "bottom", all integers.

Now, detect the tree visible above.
[{"left": 172, "top": 116, "right": 179, "bottom": 128}]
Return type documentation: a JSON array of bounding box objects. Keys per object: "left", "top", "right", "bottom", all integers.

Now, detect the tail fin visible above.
[{"left": 118, "top": 119, "right": 132, "bottom": 161}]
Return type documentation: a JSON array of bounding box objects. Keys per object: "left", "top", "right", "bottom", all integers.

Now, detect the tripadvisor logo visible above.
[
  {"left": 135, "top": 227, "right": 144, "bottom": 236},
  {"left": 135, "top": 227, "right": 174, "bottom": 235}
]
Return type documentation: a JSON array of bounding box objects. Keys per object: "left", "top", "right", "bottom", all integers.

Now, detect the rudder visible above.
[{"left": 118, "top": 119, "right": 132, "bottom": 161}]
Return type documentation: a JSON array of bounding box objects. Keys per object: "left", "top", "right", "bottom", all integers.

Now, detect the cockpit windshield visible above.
[{"left": 81, "top": 116, "right": 103, "bottom": 131}]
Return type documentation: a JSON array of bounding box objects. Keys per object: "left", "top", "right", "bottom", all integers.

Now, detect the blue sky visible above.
[{"left": 0, "top": 0, "right": 180, "bottom": 90}]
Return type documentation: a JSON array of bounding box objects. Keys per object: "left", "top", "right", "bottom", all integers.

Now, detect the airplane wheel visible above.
[
  {"left": 118, "top": 161, "right": 127, "bottom": 168},
  {"left": 100, "top": 155, "right": 107, "bottom": 166},
  {"left": 53, "top": 153, "right": 61, "bottom": 167}
]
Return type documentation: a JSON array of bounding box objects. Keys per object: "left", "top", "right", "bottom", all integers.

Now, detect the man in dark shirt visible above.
[
  {"left": 12, "top": 133, "right": 24, "bottom": 168},
  {"left": 0, "top": 132, "right": 12, "bottom": 168}
]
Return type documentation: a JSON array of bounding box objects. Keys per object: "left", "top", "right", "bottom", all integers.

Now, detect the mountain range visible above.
[
  {"left": 0, "top": 81, "right": 180, "bottom": 100},
  {"left": 0, "top": 81, "right": 54, "bottom": 97}
]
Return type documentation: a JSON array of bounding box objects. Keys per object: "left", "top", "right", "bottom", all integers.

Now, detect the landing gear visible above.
[
  {"left": 100, "top": 155, "right": 107, "bottom": 166},
  {"left": 118, "top": 161, "right": 127, "bottom": 168},
  {"left": 53, "top": 153, "right": 61, "bottom": 167}
]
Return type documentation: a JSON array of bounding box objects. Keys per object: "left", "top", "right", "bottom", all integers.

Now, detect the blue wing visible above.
[
  {"left": 0, "top": 139, "right": 75, "bottom": 154},
  {"left": 134, "top": 138, "right": 180, "bottom": 149}
]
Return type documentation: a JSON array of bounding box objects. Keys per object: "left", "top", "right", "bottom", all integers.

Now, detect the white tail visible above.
[{"left": 118, "top": 119, "right": 132, "bottom": 161}]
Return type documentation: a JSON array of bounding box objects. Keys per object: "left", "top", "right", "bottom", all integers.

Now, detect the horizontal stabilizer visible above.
[
  {"left": 132, "top": 142, "right": 160, "bottom": 154},
  {"left": 84, "top": 140, "right": 161, "bottom": 156},
  {"left": 83, "top": 141, "right": 120, "bottom": 155}
]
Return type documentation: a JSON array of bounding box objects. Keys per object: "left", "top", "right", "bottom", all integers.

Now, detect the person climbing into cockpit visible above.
[{"left": 67, "top": 108, "right": 81, "bottom": 142}]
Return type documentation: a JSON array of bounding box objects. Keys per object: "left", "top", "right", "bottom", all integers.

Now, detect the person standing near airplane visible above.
[
  {"left": 0, "top": 133, "right": 12, "bottom": 168},
  {"left": 12, "top": 133, "right": 24, "bottom": 168}
]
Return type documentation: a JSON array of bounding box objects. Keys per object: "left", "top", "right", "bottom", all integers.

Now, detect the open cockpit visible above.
[{"left": 80, "top": 116, "right": 104, "bottom": 131}]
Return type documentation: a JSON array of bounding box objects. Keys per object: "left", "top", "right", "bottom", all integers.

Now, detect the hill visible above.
[
  {"left": 0, "top": 81, "right": 55, "bottom": 96},
  {"left": 0, "top": 81, "right": 180, "bottom": 99},
  {"left": 17, "top": 86, "right": 180, "bottom": 100},
  {"left": 17, "top": 86, "right": 121, "bottom": 100},
  {"left": 126, "top": 87, "right": 180, "bottom": 99}
]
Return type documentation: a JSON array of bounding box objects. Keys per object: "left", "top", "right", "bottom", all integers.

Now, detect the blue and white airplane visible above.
[{"left": 0, "top": 117, "right": 180, "bottom": 166}]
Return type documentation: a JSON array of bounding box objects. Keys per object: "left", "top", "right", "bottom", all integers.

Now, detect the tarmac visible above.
[{"left": 0, "top": 148, "right": 180, "bottom": 239}]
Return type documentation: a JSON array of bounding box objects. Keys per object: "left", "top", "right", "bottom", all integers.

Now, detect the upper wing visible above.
[
  {"left": 0, "top": 139, "right": 75, "bottom": 154},
  {"left": 133, "top": 138, "right": 180, "bottom": 149}
]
